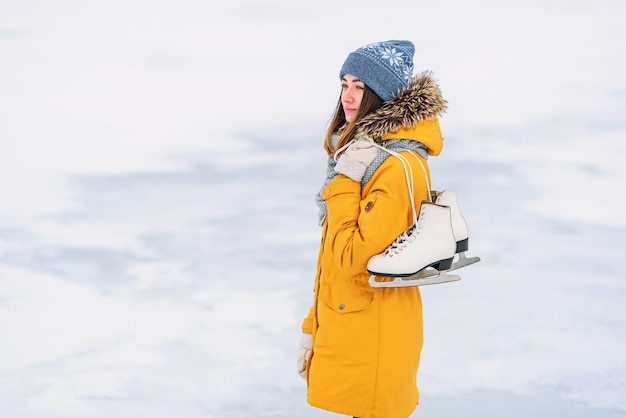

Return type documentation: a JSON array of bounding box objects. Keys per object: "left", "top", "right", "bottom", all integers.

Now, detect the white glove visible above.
[
  {"left": 296, "top": 333, "right": 312, "bottom": 380},
  {"left": 334, "top": 138, "right": 382, "bottom": 182}
]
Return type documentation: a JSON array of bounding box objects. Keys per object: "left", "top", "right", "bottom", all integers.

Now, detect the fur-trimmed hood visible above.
[{"left": 355, "top": 71, "right": 447, "bottom": 140}]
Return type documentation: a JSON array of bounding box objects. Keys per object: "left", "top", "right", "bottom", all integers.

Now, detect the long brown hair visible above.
[{"left": 323, "top": 85, "right": 384, "bottom": 155}]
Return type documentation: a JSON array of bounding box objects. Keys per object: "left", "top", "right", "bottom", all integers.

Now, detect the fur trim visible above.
[{"left": 355, "top": 71, "right": 447, "bottom": 139}]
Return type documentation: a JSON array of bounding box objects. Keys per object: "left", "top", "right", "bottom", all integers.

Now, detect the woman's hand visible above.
[
  {"left": 296, "top": 333, "right": 313, "bottom": 379},
  {"left": 335, "top": 139, "right": 381, "bottom": 182}
]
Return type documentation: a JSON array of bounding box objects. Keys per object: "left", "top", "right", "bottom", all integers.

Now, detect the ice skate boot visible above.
[
  {"left": 433, "top": 190, "right": 481, "bottom": 271},
  {"left": 368, "top": 202, "right": 460, "bottom": 288},
  {"left": 413, "top": 190, "right": 481, "bottom": 279}
]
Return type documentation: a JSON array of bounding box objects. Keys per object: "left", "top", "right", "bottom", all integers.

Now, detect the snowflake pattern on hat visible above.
[
  {"left": 340, "top": 40, "right": 415, "bottom": 101},
  {"left": 362, "top": 42, "right": 414, "bottom": 84}
]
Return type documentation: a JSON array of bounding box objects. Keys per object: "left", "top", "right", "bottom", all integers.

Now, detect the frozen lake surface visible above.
[{"left": 1, "top": 1, "right": 625, "bottom": 416}]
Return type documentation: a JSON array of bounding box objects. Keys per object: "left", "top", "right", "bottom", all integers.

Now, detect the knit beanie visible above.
[{"left": 339, "top": 40, "right": 415, "bottom": 102}]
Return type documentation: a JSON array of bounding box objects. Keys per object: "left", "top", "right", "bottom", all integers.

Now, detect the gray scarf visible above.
[{"left": 315, "top": 137, "right": 428, "bottom": 226}]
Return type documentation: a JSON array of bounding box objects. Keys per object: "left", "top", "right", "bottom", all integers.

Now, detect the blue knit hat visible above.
[{"left": 339, "top": 40, "right": 415, "bottom": 102}]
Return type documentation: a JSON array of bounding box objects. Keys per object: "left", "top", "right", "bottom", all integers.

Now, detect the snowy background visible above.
[{"left": 1, "top": 0, "right": 625, "bottom": 417}]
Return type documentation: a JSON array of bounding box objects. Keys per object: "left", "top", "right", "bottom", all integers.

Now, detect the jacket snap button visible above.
[{"left": 339, "top": 304, "right": 345, "bottom": 310}]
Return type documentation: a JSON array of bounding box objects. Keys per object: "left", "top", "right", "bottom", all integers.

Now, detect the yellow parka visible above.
[{"left": 302, "top": 72, "right": 447, "bottom": 418}]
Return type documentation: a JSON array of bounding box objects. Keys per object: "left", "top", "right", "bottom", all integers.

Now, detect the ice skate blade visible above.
[
  {"left": 416, "top": 252, "right": 481, "bottom": 279},
  {"left": 452, "top": 252, "right": 481, "bottom": 270},
  {"left": 368, "top": 271, "right": 461, "bottom": 288}
]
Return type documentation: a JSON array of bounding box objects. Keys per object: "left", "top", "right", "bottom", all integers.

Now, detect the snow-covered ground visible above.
[{"left": 1, "top": 1, "right": 625, "bottom": 417}]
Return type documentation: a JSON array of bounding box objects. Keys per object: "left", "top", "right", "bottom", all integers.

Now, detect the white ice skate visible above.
[
  {"left": 410, "top": 190, "right": 481, "bottom": 280},
  {"left": 367, "top": 201, "right": 461, "bottom": 288},
  {"left": 364, "top": 146, "right": 471, "bottom": 288}
]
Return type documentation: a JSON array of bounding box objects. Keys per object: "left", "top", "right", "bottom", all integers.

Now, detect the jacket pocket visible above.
[{"left": 319, "top": 283, "right": 374, "bottom": 314}]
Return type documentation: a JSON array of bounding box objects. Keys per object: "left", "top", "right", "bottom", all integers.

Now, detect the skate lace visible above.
[
  {"left": 369, "top": 143, "right": 431, "bottom": 227},
  {"left": 383, "top": 225, "right": 417, "bottom": 256},
  {"left": 332, "top": 139, "right": 355, "bottom": 161},
  {"left": 369, "top": 143, "right": 431, "bottom": 256}
]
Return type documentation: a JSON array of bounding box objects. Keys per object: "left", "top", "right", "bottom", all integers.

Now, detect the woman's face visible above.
[{"left": 341, "top": 74, "right": 364, "bottom": 123}]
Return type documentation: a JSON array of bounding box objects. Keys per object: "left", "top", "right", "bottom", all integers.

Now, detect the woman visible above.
[{"left": 297, "top": 40, "right": 448, "bottom": 418}]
